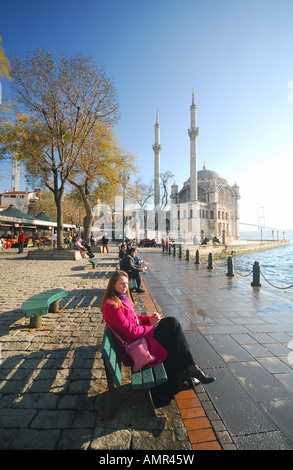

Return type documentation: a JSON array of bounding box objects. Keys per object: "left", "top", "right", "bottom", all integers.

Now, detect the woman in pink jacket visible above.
[{"left": 101, "top": 270, "right": 215, "bottom": 407}]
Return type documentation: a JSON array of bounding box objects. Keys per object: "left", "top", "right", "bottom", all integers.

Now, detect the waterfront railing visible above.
[{"left": 162, "top": 244, "right": 293, "bottom": 291}]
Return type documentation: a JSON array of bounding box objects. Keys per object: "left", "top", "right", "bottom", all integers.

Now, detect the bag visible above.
[{"left": 109, "top": 328, "right": 155, "bottom": 372}]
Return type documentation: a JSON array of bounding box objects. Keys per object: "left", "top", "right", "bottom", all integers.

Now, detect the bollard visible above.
[
  {"left": 173, "top": 244, "right": 176, "bottom": 257},
  {"left": 251, "top": 261, "right": 261, "bottom": 286},
  {"left": 207, "top": 252, "right": 213, "bottom": 269},
  {"left": 226, "top": 256, "right": 234, "bottom": 277},
  {"left": 195, "top": 250, "right": 200, "bottom": 265},
  {"left": 179, "top": 245, "right": 182, "bottom": 258},
  {"left": 186, "top": 249, "right": 190, "bottom": 261}
]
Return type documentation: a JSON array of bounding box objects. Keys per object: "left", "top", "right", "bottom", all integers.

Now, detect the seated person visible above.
[
  {"left": 81, "top": 239, "right": 95, "bottom": 258},
  {"left": 75, "top": 236, "right": 94, "bottom": 258},
  {"left": 101, "top": 270, "right": 215, "bottom": 408},
  {"left": 119, "top": 247, "right": 145, "bottom": 293},
  {"left": 119, "top": 243, "right": 127, "bottom": 259},
  {"left": 126, "top": 240, "right": 136, "bottom": 254}
]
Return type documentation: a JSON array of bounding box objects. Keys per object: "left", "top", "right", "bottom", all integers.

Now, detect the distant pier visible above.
[{"left": 179, "top": 239, "right": 290, "bottom": 258}]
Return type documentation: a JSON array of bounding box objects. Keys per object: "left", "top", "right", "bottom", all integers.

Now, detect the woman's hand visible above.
[{"left": 149, "top": 312, "right": 162, "bottom": 329}]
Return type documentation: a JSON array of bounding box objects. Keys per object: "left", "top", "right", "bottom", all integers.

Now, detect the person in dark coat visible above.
[{"left": 119, "top": 247, "right": 145, "bottom": 293}]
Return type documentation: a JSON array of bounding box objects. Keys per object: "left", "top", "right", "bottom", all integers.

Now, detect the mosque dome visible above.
[{"left": 197, "top": 163, "right": 221, "bottom": 180}]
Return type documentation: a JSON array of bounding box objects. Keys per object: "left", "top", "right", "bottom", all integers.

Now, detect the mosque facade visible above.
[{"left": 153, "top": 91, "right": 240, "bottom": 244}]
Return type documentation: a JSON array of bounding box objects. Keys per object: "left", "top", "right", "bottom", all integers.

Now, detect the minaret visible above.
[
  {"left": 188, "top": 90, "right": 199, "bottom": 201},
  {"left": 153, "top": 111, "right": 162, "bottom": 207}
]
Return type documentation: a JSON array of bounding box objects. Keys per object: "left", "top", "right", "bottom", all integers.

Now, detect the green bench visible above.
[
  {"left": 88, "top": 258, "right": 101, "bottom": 269},
  {"left": 21, "top": 288, "right": 68, "bottom": 328},
  {"left": 128, "top": 278, "right": 138, "bottom": 291},
  {"left": 101, "top": 315, "right": 168, "bottom": 418}
]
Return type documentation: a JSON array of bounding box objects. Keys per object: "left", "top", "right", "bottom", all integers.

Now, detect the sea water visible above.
[{"left": 233, "top": 240, "right": 293, "bottom": 291}]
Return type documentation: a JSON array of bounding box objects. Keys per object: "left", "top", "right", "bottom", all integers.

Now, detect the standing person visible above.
[
  {"left": 101, "top": 271, "right": 215, "bottom": 407},
  {"left": 102, "top": 234, "right": 109, "bottom": 253},
  {"left": 18, "top": 230, "right": 25, "bottom": 253},
  {"left": 120, "top": 247, "right": 145, "bottom": 293}
]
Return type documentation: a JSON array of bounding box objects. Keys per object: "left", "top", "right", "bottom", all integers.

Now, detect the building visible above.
[
  {"left": 0, "top": 189, "right": 41, "bottom": 214},
  {"left": 153, "top": 91, "right": 240, "bottom": 244}
]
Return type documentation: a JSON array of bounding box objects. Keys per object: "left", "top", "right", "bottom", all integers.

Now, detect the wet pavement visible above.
[{"left": 141, "top": 248, "right": 293, "bottom": 450}]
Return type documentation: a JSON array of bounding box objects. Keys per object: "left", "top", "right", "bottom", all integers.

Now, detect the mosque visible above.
[{"left": 152, "top": 91, "right": 240, "bottom": 244}]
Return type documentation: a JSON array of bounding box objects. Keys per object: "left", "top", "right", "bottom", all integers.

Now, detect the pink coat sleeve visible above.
[{"left": 103, "top": 300, "right": 154, "bottom": 342}]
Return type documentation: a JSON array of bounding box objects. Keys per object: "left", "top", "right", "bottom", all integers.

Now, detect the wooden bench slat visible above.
[
  {"left": 131, "top": 369, "right": 143, "bottom": 389},
  {"left": 152, "top": 363, "right": 168, "bottom": 385},
  {"left": 141, "top": 367, "right": 155, "bottom": 389}
]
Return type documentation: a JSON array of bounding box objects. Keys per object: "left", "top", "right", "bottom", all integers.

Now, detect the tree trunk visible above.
[
  {"left": 83, "top": 211, "right": 93, "bottom": 243},
  {"left": 51, "top": 179, "right": 64, "bottom": 250},
  {"left": 68, "top": 178, "right": 93, "bottom": 243}
]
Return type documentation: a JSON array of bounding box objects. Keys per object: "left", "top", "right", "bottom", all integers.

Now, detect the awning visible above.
[{"left": 0, "top": 205, "right": 75, "bottom": 230}]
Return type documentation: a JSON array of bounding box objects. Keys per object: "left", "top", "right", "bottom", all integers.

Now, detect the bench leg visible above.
[
  {"left": 103, "top": 360, "right": 156, "bottom": 419},
  {"left": 30, "top": 316, "right": 42, "bottom": 328},
  {"left": 49, "top": 300, "right": 60, "bottom": 313},
  {"left": 144, "top": 390, "right": 156, "bottom": 417}
]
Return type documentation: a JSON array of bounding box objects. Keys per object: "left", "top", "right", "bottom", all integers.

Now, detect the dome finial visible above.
[{"left": 203, "top": 162, "right": 206, "bottom": 170}]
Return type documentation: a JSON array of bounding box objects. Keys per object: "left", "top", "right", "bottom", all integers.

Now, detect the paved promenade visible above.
[
  {"left": 1, "top": 244, "right": 293, "bottom": 450},
  {"left": 142, "top": 248, "right": 293, "bottom": 450},
  {"left": 0, "top": 246, "right": 197, "bottom": 451}
]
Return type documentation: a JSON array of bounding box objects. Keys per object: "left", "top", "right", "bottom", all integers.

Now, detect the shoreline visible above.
[{"left": 179, "top": 239, "right": 290, "bottom": 258}]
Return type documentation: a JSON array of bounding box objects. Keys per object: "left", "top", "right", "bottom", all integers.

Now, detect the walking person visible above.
[
  {"left": 102, "top": 235, "right": 109, "bottom": 253},
  {"left": 18, "top": 230, "right": 25, "bottom": 253}
]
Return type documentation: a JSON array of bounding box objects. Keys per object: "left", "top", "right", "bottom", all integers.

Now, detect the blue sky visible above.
[{"left": 1, "top": 0, "right": 293, "bottom": 230}]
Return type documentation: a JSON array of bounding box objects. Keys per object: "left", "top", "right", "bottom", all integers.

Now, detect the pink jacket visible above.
[{"left": 102, "top": 298, "right": 168, "bottom": 368}]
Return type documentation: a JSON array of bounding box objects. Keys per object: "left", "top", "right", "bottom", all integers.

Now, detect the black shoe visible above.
[
  {"left": 192, "top": 368, "right": 215, "bottom": 384},
  {"left": 183, "top": 367, "right": 216, "bottom": 384},
  {"left": 136, "top": 288, "right": 145, "bottom": 293}
]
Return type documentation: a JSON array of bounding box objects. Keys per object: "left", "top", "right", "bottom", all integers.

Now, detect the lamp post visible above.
[{"left": 120, "top": 170, "right": 129, "bottom": 243}]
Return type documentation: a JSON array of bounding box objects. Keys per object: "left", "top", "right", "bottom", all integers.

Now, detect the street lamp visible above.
[{"left": 120, "top": 170, "right": 129, "bottom": 243}]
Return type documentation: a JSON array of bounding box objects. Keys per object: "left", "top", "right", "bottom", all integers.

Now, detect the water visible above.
[{"left": 233, "top": 241, "right": 293, "bottom": 291}]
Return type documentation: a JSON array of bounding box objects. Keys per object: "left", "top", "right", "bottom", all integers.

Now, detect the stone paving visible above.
[
  {"left": 142, "top": 248, "right": 293, "bottom": 450},
  {"left": 2, "top": 244, "right": 293, "bottom": 450},
  {"left": 0, "top": 246, "right": 193, "bottom": 450}
]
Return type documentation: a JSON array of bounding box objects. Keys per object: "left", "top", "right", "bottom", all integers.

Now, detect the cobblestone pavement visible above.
[{"left": 0, "top": 247, "right": 192, "bottom": 450}]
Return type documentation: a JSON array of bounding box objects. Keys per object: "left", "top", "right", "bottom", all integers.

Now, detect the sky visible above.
[{"left": 1, "top": 0, "right": 293, "bottom": 231}]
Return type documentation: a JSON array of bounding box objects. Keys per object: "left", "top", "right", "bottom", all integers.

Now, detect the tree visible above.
[
  {"left": 67, "top": 122, "right": 136, "bottom": 242},
  {"left": 160, "top": 171, "right": 174, "bottom": 210},
  {"left": 0, "top": 35, "right": 10, "bottom": 79},
  {"left": 127, "top": 177, "right": 154, "bottom": 210},
  {"left": 6, "top": 48, "right": 119, "bottom": 248}
]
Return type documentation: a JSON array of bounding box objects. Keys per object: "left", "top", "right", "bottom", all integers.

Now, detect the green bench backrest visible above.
[
  {"left": 101, "top": 327, "right": 122, "bottom": 387},
  {"left": 102, "top": 319, "right": 168, "bottom": 391}
]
